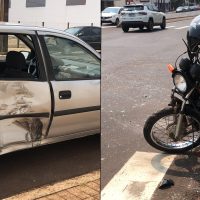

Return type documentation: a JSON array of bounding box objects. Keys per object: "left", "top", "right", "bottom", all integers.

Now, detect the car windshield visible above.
[
  {"left": 123, "top": 5, "right": 144, "bottom": 11},
  {"left": 102, "top": 7, "right": 120, "bottom": 13},
  {"left": 65, "top": 27, "right": 81, "bottom": 35}
]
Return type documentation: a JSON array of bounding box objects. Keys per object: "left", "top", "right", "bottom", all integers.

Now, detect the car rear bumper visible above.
[{"left": 121, "top": 21, "right": 148, "bottom": 27}]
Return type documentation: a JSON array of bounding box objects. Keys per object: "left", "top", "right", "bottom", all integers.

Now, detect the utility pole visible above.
[{"left": 0, "top": 0, "right": 9, "bottom": 53}]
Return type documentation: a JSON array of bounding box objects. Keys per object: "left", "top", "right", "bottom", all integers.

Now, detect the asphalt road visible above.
[
  {"left": 0, "top": 134, "right": 100, "bottom": 199},
  {"left": 101, "top": 19, "right": 193, "bottom": 188}
]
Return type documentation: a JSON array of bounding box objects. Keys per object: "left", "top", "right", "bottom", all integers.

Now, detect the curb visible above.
[{"left": 167, "top": 14, "right": 198, "bottom": 23}]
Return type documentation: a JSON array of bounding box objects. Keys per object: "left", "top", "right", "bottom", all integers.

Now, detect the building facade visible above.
[{"left": 9, "top": 0, "right": 100, "bottom": 29}]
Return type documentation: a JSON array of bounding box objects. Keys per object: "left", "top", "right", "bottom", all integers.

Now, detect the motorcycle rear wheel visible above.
[{"left": 143, "top": 107, "right": 200, "bottom": 153}]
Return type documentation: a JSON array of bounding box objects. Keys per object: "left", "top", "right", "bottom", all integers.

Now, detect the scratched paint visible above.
[
  {"left": 0, "top": 82, "right": 33, "bottom": 115},
  {"left": 14, "top": 118, "right": 43, "bottom": 142},
  {"left": 0, "top": 81, "right": 51, "bottom": 148}
]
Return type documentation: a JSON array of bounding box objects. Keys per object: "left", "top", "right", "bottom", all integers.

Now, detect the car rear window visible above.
[
  {"left": 123, "top": 5, "right": 144, "bottom": 11},
  {"left": 65, "top": 27, "right": 81, "bottom": 35}
]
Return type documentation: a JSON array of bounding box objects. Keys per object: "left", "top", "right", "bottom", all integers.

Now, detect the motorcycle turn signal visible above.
[{"left": 167, "top": 64, "right": 175, "bottom": 73}]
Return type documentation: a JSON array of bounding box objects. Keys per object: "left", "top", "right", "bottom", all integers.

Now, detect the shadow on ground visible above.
[
  {"left": 152, "top": 147, "right": 200, "bottom": 200},
  {"left": 0, "top": 134, "right": 100, "bottom": 199}
]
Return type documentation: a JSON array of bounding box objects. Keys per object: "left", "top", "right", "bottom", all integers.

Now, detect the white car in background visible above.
[
  {"left": 101, "top": 7, "right": 123, "bottom": 26},
  {"left": 121, "top": 4, "right": 166, "bottom": 32}
]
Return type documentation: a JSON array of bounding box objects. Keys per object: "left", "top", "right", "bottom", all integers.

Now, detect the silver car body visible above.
[{"left": 0, "top": 24, "right": 100, "bottom": 155}]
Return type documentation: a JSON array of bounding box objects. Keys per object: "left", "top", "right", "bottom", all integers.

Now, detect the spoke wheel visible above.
[{"left": 144, "top": 108, "right": 200, "bottom": 153}]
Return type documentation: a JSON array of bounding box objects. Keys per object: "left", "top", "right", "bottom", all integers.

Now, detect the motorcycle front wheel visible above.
[{"left": 143, "top": 107, "right": 200, "bottom": 153}]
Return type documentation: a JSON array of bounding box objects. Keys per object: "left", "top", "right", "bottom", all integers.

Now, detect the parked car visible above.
[
  {"left": 0, "top": 23, "right": 100, "bottom": 155},
  {"left": 176, "top": 6, "right": 186, "bottom": 12},
  {"left": 176, "top": 5, "right": 199, "bottom": 12},
  {"left": 101, "top": 7, "right": 123, "bottom": 26},
  {"left": 65, "top": 26, "right": 101, "bottom": 51},
  {"left": 120, "top": 3, "right": 166, "bottom": 32}
]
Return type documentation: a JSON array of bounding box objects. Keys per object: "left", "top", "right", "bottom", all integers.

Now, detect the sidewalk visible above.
[{"left": 4, "top": 171, "right": 100, "bottom": 200}]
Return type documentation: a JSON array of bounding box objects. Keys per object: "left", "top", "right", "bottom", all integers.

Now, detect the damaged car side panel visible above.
[{"left": 0, "top": 81, "right": 51, "bottom": 153}]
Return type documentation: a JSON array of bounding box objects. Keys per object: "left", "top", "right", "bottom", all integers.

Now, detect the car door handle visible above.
[{"left": 59, "top": 90, "right": 72, "bottom": 99}]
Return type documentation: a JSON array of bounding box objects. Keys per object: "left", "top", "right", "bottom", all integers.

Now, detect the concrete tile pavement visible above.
[{"left": 4, "top": 171, "right": 100, "bottom": 200}]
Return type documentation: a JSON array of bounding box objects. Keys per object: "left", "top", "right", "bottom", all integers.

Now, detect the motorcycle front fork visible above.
[{"left": 174, "top": 89, "right": 194, "bottom": 140}]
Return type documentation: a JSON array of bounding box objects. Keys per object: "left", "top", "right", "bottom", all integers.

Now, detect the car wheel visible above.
[
  {"left": 139, "top": 25, "right": 144, "bottom": 30},
  {"left": 115, "top": 18, "right": 120, "bottom": 27},
  {"left": 147, "top": 18, "right": 154, "bottom": 32},
  {"left": 160, "top": 17, "right": 166, "bottom": 29},
  {"left": 122, "top": 25, "right": 129, "bottom": 33}
]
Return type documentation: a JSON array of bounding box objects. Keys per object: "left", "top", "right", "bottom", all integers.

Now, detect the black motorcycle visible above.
[{"left": 144, "top": 18, "right": 200, "bottom": 153}]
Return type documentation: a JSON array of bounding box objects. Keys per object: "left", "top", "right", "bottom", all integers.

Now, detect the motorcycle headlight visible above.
[{"left": 173, "top": 73, "right": 187, "bottom": 93}]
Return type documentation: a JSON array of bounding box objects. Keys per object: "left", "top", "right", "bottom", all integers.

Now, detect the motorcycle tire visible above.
[{"left": 143, "top": 107, "right": 200, "bottom": 153}]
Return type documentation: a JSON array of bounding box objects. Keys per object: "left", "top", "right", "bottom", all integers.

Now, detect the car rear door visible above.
[
  {"left": 0, "top": 32, "right": 52, "bottom": 153},
  {"left": 37, "top": 31, "right": 100, "bottom": 140},
  {"left": 146, "top": 5, "right": 159, "bottom": 24},
  {"left": 152, "top": 4, "right": 163, "bottom": 23}
]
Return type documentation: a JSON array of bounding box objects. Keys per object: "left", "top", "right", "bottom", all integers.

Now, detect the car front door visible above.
[
  {"left": 38, "top": 32, "right": 100, "bottom": 140},
  {"left": 0, "top": 32, "right": 51, "bottom": 154}
]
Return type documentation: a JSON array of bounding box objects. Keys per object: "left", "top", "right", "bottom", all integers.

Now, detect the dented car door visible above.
[{"left": 0, "top": 32, "right": 51, "bottom": 154}]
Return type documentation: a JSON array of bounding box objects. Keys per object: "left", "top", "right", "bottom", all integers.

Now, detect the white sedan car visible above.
[
  {"left": 101, "top": 7, "right": 123, "bottom": 26},
  {"left": 121, "top": 4, "right": 166, "bottom": 32}
]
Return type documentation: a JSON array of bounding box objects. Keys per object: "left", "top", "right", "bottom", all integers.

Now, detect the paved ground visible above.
[
  {"left": 101, "top": 17, "right": 200, "bottom": 199},
  {"left": 152, "top": 152, "right": 200, "bottom": 200},
  {"left": 5, "top": 171, "right": 100, "bottom": 200},
  {"left": 0, "top": 135, "right": 100, "bottom": 199}
]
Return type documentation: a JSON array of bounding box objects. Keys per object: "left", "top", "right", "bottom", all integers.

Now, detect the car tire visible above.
[
  {"left": 115, "top": 18, "right": 120, "bottom": 27},
  {"left": 160, "top": 17, "right": 166, "bottom": 29},
  {"left": 147, "top": 18, "right": 154, "bottom": 32},
  {"left": 122, "top": 25, "right": 129, "bottom": 33},
  {"left": 139, "top": 25, "right": 144, "bottom": 30}
]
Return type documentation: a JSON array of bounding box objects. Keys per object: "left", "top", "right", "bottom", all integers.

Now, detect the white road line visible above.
[
  {"left": 175, "top": 26, "right": 189, "bottom": 30},
  {"left": 166, "top": 26, "right": 175, "bottom": 29},
  {"left": 101, "top": 151, "right": 176, "bottom": 200}
]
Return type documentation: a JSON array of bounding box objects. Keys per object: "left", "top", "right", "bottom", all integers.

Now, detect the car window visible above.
[
  {"left": 102, "top": 7, "right": 120, "bottom": 13},
  {"left": 152, "top": 4, "right": 159, "bottom": 11},
  {"left": 123, "top": 6, "right": 144, "bottom": 11},
  {"left": 44, "top": 36, "right": 100, "bottom": 80},
  {"left": 118, "top": 8, "right": 123, "bottom": 14},
  {"left": 0, "top": 35, "right": 30, "bottom": 61},
  {"left": 146, "top": 5, "right": 153, "bottom": 11},
  {"left": 0, "top": 34, "right": 40, "bottom": 80},
  {"left": 80, "top": 27, "right": 91, "bottom": 36},
  {"left": 65, "top": 27, "right": 80, "bottom": 35},
  {"left": 91, "top": 28, "right": 101, "bottom": 35}
]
